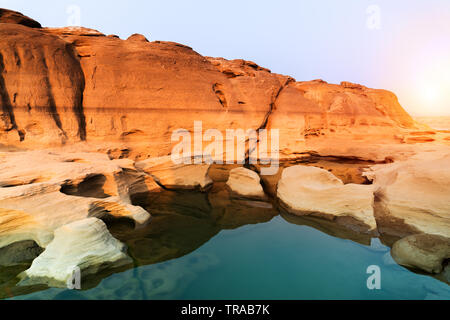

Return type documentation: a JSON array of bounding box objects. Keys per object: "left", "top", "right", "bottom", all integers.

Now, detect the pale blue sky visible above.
[{"left": 1, "top": 0, "right": 449, "bottom": 115}]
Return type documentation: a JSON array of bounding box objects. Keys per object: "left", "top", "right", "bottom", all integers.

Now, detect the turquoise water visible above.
[{"left": 10, "top": 215, "right": 450, "bottom": 300}]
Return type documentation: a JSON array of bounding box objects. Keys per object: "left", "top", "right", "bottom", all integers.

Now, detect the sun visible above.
[
  {"left": 414, "top": 80, "right": 449, "bottom": 115},
  {"left": 421, "top": 86, "right": 440, "bottom": 104}
]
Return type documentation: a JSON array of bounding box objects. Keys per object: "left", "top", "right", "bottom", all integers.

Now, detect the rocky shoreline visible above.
[
  {"left": 0, "top": 148, "right": 449, "bottom": 291},
  {"left": 0, "top": 8, "right": 449, "bottom": 294}
]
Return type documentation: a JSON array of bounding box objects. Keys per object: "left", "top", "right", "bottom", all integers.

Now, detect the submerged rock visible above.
[
  {"left": 277, "top": 165, "right": 377, "bottom": 234},
  {"left": 226, "top": 167, "right": 266, "bottom": 200},
  {"left": 391, "top": 234, "right": 450, "bottom": 274},
  {"left": 19, "top": 218, "right": 132, "bottom": 288}
]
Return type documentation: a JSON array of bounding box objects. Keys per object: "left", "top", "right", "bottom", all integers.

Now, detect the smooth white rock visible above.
[
  {"left": 226, "top": 167, "right": 266, "bottom": 200},
  {"left": 364, "top": 151, "right": 450, "bottom": 237},
  {"left": 20, "top": 218, "right": 132, "bottom": 287},
  {"left": 277, "top": 165, "right": 377, "bottom": 233}
]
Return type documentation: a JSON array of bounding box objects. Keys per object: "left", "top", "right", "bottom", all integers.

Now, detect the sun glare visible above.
[{"left": 421, "top": 86, "right": 439, "bottom": 104}]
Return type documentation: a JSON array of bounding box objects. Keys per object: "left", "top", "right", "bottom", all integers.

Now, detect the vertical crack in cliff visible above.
[
  {"left": 245, "top": 77, "right": 294, "bottom": 163},
  {"left": 0, "top": 52, "right": 24, "bottom": 141},
  {"left": 74, "top": 55, "right": 87, "bottom": 141},
  {"left": 76, "top": 79, "right": 87, "bottom": 141},
  {"left": 258, "top": 79, "right": 291, "bottom": 131}
]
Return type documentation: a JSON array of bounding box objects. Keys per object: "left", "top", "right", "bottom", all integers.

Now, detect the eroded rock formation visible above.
[
  {"left": 364, "top": 151, "right": 450, "bottom": 238},
  {"left": 0, "top": 9, "right": 449, "bottom": 288},
  {"left": 0, "top": 150, "right": 152, "bottom": 249},
  {"left": 19, "top": 218, "right": 132, "bottom": 288},
  {"left": 277, "top": 165, "right": 377, "bottom": 234},
  {"left": 0, "top": 8, "right": 425, "bottom": 160}
]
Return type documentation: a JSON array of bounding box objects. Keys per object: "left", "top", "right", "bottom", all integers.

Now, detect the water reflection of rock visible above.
[
  {"left": 0, "top": 168, "right": 277, "bottom": 298},
  {"left": 16, "top": 252, "right": 220, "bottom": 300},
  {"left": 0, "top": 264, "right": 46, "bottom": 299},
  {"left": 87, "top": 252, "right": 220, "bottom": 300},
  {"left": 2, "top": 161, "right": 448, "bottom": 297},
  {"left": 110, "top": 182, "right": 277, "bottom": 267},
  {"left": 280, "top": 212, "right": 450, "bottom": 287},
  {"left": 0, "top": 241, "right": 46, "bottom": 299},
  {"left": 280, "top": 212, "right": 373, "bottom": 246},
  {"left": 0, "top": 241, "right": 43, "bottom": 267},
  {"left": 374, "top": 259, "right": 450, "bottom": 299}
]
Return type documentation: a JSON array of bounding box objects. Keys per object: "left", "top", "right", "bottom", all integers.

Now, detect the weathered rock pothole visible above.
[{"left": 60, "top": 174, "right": 110, "bottom": 199}]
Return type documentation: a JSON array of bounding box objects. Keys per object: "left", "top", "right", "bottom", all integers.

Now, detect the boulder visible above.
[
  {"left": 277, "top": 165, "right": 377, "bottom": 234},
  {"left": 391, "top": 234, "right": 450, "bottom": 274},
  {"left": 19, "top": 218, "right": 132, "bottom": 288},
  {"left": 365, "top": 151, "right": 450, "bottom": 238},
  {"left": 226, "top": 167, "right": 266, "bottom": 200}
]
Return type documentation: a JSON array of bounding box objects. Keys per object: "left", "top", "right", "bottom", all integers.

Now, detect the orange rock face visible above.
[
  {"left": 269, "top": 80, "right": 417, "bottom": 154},
  {"left": 0, "top": 23, "right": 85, "bottom": 146},
  {"left": 0, "top": 8, "right": 41, "bottom": 28},
  {"left": 0, "top": 9, "right": 418, "bottom": 159}
]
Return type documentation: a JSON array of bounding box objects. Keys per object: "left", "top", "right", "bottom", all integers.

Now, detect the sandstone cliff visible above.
[
  {"left": 0, "top": 8, "right": 41, "bottom": 28},
  {"left": 0, "top": 9, "right": 420, "bottom": 160}
]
